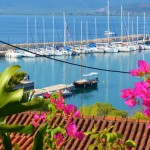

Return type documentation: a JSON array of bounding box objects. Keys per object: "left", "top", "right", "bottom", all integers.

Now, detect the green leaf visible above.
[
  {"left": 106, "top": 133, "right": 111, "bottom": 141},
  {"left": 108, "top": 132, "right": 118, "bottom": 143},
  {"left": 0, "top": 65, "right": 23, "bottom": 108},
  {"left": 88, "top": 144, "right": 95, "bottom": 150},
  {"left": 0, "top": 124, "right": 34, "bottom": 134},
  {"left": 0, "top": 100, "right": 44, "bottom": 117},
  {"left": 32, "top": 123, "right": 47, "bottom": 150},
  {"left": 1, "top": 133, "right": 12, "bottom": 150},
  {"left": 48, "top": 104, "right": 56, "bottom": 112},
  {"left": 14, "top": 144, "right": 20, "bottom": 150},
  {"left": 84, "top": 131, "right": 93, "bottom": 136},
  {"left": 124, "top": 140, "right": 136, "bottom": 148},
  {"left": 47, "top": 140, "right": 55, "bottom": 149},
  {"left": 91, "top": 133, "right": 98, "bottom": 139},
  {"left": 117, "top": 133, "right": 123, "bottom": 139},
  {"left": 92, "top": 124, "right": 97, "bottom": 133}
]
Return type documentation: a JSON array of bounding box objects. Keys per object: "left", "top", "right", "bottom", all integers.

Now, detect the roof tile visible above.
[{"left": 0, "top": 111, "right": 149, "bottom": 150}]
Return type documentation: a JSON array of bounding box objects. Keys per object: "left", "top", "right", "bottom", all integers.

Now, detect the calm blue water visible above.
[
  {"left": 1, "top": 50, "right": 149, "bottom": 114},
  {"left": 0, "top": 15, "right": 150, "bottom": 113}
]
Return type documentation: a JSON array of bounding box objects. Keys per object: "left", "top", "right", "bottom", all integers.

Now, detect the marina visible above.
[{"left": 0, "top": 14, "right": 150, "bottom": 114}]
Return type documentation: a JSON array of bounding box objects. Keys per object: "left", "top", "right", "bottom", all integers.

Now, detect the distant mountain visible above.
[{"left": 0, "top": 0, "right": 149, "bottom": 15}]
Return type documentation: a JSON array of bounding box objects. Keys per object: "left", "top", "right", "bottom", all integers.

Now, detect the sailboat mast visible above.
[
  {"left": 107, "top": 0, "right": 110, "bottom": 44},
  {"left": 35, "top": 18, "right": 38, "bottom": 48},
  {"left": 80, "top": 20, "right": 83, "bottom": 80},
  {"left": 95, "top": 17, "right": 97, "bottom": 40},
  {"left": 27, "top": 17, "right": 29, "bottom": 49},
  {"left": 144, "top": 12, "right": 146, "bottom": 44},
  {"left": 73, "top": 18, "right": 75, "bottom": 45},
  {"left": 121, "top": 5, "right": 123, "bottom": 42},
  {"left": 86, "top": 20, "right": 88, "bottom": 45},
  {"left": 63, "top": 12, "right": 66, "bottom": 47},
  {"left": 132, "top": 20, "right": 133, "bottom": 42},
  {"left": 128, "top": 12, "right": 130, "bottom": 42},
  {"left": 53, "top": 13, "right": 55, "bottom": 48},
  {"left": 43, "top": 18, "right": 46, "bottom": 48},
  {"left": 81, "top": 20, "right": 82, "bottom": 46},
  {"left": 136, "top": 16, "right": 138, "bottom": 42}
]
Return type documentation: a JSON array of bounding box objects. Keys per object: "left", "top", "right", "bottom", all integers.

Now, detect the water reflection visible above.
[{"left": 1, "top": 50, "right": 150, "bottom": 112}]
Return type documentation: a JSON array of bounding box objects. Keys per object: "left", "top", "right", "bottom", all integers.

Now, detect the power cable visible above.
[{"left": 0, "top": 40, "right": 130, "bottom": 74}]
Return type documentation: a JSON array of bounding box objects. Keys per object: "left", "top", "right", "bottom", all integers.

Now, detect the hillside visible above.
[{"left": 0, "top": 0, "right": 149, "bottom": 15}]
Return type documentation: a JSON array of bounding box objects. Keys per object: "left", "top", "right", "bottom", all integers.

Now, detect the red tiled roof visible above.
[{"left": 1, "top": 111, "right": 150, "bottom": 150}]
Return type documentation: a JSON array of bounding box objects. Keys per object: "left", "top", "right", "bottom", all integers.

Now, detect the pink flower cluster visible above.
[
  {"left": 32, "top": 113, "right": 46, "bottom": 127},
  {"left": 32, "top": 92, "right": 85, "bottom": 147},
  {"left": 66, "top": 122, "right": 85, "bottom": 140},
  {"left": 121, "top": 60, "right": 150, "bottom": 127},
  {"left": 54, "top": 133, "right": 64, "bottom": 146},
  {"left": 130, "top": 60, "right": 150, "bottom": 77}
]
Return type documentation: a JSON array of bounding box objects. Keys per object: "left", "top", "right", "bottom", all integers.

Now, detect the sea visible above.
[{"left": 0, "top": 15, "right": 150, "bottom": 114}]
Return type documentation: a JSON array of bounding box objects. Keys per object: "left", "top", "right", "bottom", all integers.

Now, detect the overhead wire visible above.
[{"left": 0, "top": 40, "right": 130, "bottom": 74}]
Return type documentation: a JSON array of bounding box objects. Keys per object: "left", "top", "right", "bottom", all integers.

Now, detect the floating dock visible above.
[{"left": 33, "top": 84, "right": 75, "bottom": 97}]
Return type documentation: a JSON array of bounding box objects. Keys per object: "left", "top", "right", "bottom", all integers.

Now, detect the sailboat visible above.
[
  {"left": 23, "top": 17, "right": 36, "bottom": 57},
  {"left": 73, "top": 20, "right": 98, "bottom": 89},
  {"left": 104, "top": 0, "right": 118, "bottom": 53},
  {"left": 117, "top": 6, "right": 131, "bottom": 52}
]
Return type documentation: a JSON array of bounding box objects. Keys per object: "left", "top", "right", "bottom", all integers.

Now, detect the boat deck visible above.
[{"left": 33, "top": 84, "right": 75, "bottom": 97}]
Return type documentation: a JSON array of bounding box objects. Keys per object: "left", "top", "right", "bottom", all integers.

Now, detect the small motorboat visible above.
[
  {"left": 62, "top": 89, "right": 72, "bottom": 97},
  {"left": 73, "top": 72, "right": 98, "bottom": 89}
]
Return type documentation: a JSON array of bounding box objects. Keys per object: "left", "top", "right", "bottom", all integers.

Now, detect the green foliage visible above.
[
  {"left": 1, "top": 133, "right": 12, "bottom": 150},
  {"left": 133, "top": 112, "right": 150, "bottom": 120},
  {"left": 0, "top": 65, "right": 44, "bottom": 149},
  {"left": 80, "top": 102, "right": 128, "bottom": 118},
  {"left": 7, "top": 72, "right": 27, "bottom": 91},
  {"left": 85, "top": 125, "right": 136, "bottom": 150},
  {"left": 0, "top": 65, "right": 24, "bottom": 108},
  {"left": 32, "top": 124, "right": 47, "bottom": 150}
]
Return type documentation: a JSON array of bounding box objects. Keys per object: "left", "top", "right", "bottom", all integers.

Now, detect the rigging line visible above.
[{"left": 0, "top": 40, "right": 130, "bottom": 74}]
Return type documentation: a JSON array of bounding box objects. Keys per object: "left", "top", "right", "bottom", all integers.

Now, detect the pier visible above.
[{"left": 33, "top": 84, "right": 75, "bottom": 97}]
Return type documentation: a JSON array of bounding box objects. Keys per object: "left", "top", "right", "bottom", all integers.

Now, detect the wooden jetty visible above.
[{"left": 33, "top": 84, "right": 75, "bottom": 97}]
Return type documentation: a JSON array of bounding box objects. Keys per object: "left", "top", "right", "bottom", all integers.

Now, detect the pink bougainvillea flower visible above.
[
  {"left": 66, "top": 122, "right": 77, "bottom": 137},
  {"left": 54, "top": 133, "right": 64, "bottom": 145},
  {"left": 73, "top": 110, "right": 80, "bottom": 117},
  {"left": 39, "top": 113, "right": 47, "bottom": 123},
  {"left": 55, "top": 97, "right": 65, "bottom": 110},
  {"left": 74, "top": 131, "right": 85, "bottom": 140},
  {"left": 130, "top": 69, "right": 141, "bottom": 76},
  {"left": 138, "top": 60, "right": 150, "bottom": 73},
  {"left": 133, "top": 81, "right": 149, "bottom": 98},
  {"left": 43, "top": 92, "right": 51, "bottom": 99},
  {"left": 143, "top": 108, "right": 150, "bottom": 116},
  {"left": 130, "top": 60, "right": 150, "bottom": 77},
  {"left": 145, "top": 78, "right": 150, "bottom": 85},
  {"left": 63, "top": 104, "right": 75, "bottom": 116},
  {"left": 32, "top": 114, "right": 40, "bottom": 127},
  {"left": 124, "top": 98, "right": 136, "bottom": 108},
  {"left": 120, "top": 88, "right": 134, "bottom": 99},
  {"left": 142, "top": 98, "right": 150, "bottom": 107},
  {"left": 32, "top": 113, "right": 47, "bottom": 127}
]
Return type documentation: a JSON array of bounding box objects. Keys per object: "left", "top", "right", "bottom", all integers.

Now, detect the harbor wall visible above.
[{"left": 0, "top": 34, "right": 146, "bottom": 53}]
